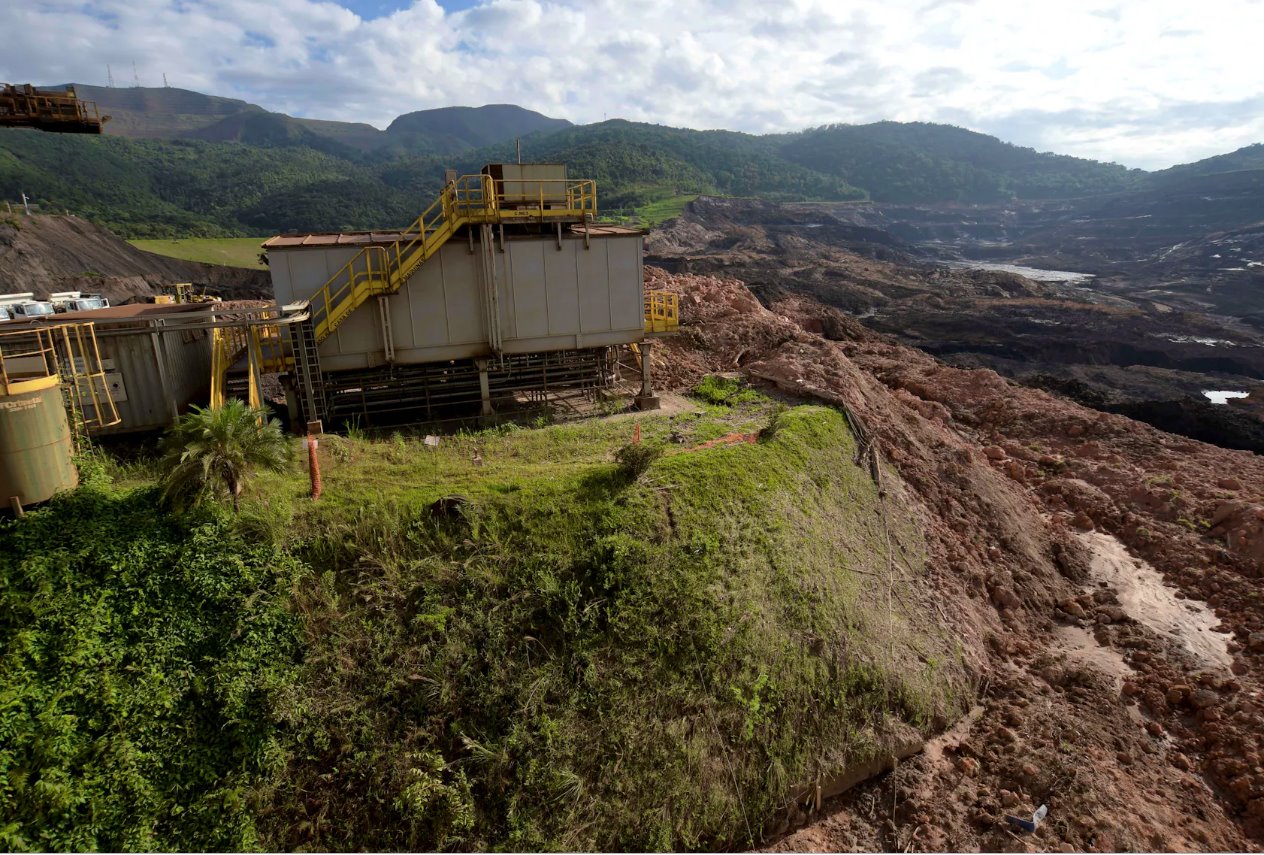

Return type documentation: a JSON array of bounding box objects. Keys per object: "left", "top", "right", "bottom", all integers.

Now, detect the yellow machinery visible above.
[
  {"left": 152, "top": 283, "right": 221, "bottom": 305},
  {"left": 0, "top": 84, "right": 109, "bottom": 134}
]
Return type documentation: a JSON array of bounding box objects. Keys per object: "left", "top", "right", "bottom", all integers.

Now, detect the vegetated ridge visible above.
[
  {"left": 6, "top": 82, "right": 1255, "bottom": 237},
  {"left": 1, "top": 396, "right": 968, "bottom": 850}
]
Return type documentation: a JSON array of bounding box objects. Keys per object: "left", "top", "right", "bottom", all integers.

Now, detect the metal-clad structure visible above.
[
  {"left": 25, "top": 304, "right": 215, "bottom": 435},
  {"left": 266, "top": 226, "right": 644, "bottom": 373},
  {"left": 0, "top": 376, "right": 77, "bottom": 506}
]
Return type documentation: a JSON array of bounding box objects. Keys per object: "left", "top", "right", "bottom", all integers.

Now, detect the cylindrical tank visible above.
[{"left": 0, "top": 375, "right": 78, "bottom": 509}]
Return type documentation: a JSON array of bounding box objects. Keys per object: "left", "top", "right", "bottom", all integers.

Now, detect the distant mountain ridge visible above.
[
  {"left": 3, "top": 83, "right": 1261, "bottom": 239},
  {"left": 69, "top": 84, "right": 572, "bottom": 157}
]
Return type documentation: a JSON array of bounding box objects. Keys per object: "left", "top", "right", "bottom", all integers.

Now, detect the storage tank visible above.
[{"left": 0, "top": 375, "right": 77, "bottom": 509}]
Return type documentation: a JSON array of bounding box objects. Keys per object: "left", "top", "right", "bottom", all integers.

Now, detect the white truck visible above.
[
  {"left": 0, "top": 292, "right": 56, "bottom": 320},
  {"left": 50, "top": 291, "right": 110, "bottom": 313}
]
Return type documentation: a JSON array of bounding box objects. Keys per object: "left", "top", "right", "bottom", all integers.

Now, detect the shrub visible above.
[
  {"left": 614, "top": 441, "right": 663, "bottom": 480},
  {"left": 694, "top": 374, "right": 761, "bottom": 406},
  {"left": 158, "top": 400, "right": 291, "bottom": 511}
]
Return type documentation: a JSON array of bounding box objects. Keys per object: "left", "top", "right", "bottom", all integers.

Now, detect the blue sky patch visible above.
[{"left": 335, "top": 0, "right": 482, "bottom": 19}]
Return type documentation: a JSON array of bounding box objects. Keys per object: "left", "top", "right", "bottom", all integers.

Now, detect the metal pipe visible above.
[{"left": 307, "top": 432, "right": 322, "bottom": 500}]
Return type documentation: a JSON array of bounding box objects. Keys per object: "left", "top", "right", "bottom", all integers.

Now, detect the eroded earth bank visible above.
[{"left": 648, "top": 265, "right": 1264, "bottom": 852}]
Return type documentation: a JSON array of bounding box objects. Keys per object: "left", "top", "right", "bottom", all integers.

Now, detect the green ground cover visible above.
[
  {"left": 129, "top": 237, "right": 269, "bottom": 269},
  {"left": 1, "top": 383, "right": 969, "bottom": 851},
  {"left": 634, "top": 194, "right": 699, "bottom": 227}
]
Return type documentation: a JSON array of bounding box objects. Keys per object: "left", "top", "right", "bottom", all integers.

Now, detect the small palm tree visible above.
[{"left": 158, "top": 399, "right": 291, "bottom": 511}]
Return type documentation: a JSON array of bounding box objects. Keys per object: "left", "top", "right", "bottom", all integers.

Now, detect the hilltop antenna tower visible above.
[
  {"left": 163, "top": 72, "right": 169, "bottom": 88},
  {"left": 132, "top": 62, "right": 140, "bottom": 88},
  {"left": 107, "top": 64, "right": 115, "bottom": 88}
]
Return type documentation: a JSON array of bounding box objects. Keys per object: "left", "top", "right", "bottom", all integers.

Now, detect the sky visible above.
[{"left": 5, "top": 0, "right": 1263, "bottom": 169}]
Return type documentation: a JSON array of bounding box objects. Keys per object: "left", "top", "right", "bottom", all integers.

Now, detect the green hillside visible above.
[
  {"left": 0, "top": 394, "right": 967, "bottom": 851},
  {"left": 0, "top": 84, "right": 1187, "bottom": 237},
  {"left": 776, "top": 122, "right": 1142, "bottom": 202},
  {"left": 382, "top": 104, "right": 572, "bottom": 156},
  {"left": 1149, "top": 142, "right": 1264, "bottom": 182},
  {"left": 0, "top": 132, "right": 419, "bottom": 236}
]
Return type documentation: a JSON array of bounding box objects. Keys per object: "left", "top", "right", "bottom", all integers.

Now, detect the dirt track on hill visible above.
[
  {"left": 0, "top": 214, "right": 270, "bottom": 303},
  {"left": 649, "top": 265, "right": 1264, "bottom": 851}
]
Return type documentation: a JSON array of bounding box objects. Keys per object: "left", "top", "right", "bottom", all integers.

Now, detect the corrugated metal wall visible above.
[
  {"left": 269, "top": 232, "right": 644, "bottom": 372},
  {"left": 88, "top": 324, "right": 212, "bottom": 434}
]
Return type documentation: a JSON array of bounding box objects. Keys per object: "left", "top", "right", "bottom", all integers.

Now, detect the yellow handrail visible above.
[
  {"left": 644, "top": 291, "right": 679, "bottom": 333},
  {"left": 304, "top": 175, "right": 599, "bottom": 345},
  {"left": 0, "top": 322, "right": 119, "bottom": 427}
]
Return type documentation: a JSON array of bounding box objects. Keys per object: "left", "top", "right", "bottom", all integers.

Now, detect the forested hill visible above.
[
  {"left": 0, "top": 83, "right": 1240, "bottom": 237},
  {"left": 774, "top": 122, "right": 1142, "bottom": 202}
]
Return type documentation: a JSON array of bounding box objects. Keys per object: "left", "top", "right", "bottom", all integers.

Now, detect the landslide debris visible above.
[
  {"left": 648, "top": 197, "right": 1264, "bottom": 454},
  {"left": 0, "top": 214, "right": 270, "bottom": 302},
  {"left": 647, "top": 265, "right": 1264, "bottom": 851}
]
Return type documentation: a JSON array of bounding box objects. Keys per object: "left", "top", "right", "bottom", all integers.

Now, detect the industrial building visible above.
[
  {"left": 260, "top": 164, "right": 677, "bottom": 426},
  {"left": 49, "top": 303, "right": 215, "bottom": 434},
  {"left": 0, "top": 162, "right": 677, "bottom": 510}
]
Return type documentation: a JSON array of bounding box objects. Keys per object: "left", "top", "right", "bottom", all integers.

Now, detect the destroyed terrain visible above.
[
  {"left": 648, "top": 197, "right": 1264, "bottom": 453},
  {"left": 647, "top": 265, "right": 1264, "bottom": 851}
]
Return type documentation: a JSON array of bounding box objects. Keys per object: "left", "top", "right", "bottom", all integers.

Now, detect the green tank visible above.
[{"left": 0, "top": 376, "right": 77, "bottom": 510}]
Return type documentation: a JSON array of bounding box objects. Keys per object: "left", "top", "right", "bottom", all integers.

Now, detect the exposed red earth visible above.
[{"left": 647, "top": 265, "right": 1264, "bottom": 852}]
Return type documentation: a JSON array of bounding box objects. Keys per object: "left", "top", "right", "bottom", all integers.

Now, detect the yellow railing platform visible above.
[{"left": 644, "top": 290, "right": 679, "bottom": 333}]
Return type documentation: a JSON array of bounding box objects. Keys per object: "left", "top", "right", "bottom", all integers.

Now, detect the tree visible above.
[{"left": 158, "top": 399, "right": 291, "bottom": 511}]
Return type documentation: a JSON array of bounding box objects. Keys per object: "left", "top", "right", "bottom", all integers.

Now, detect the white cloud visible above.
[{"left": 3, "top": 0, "right": 1262, "bottom": 168}]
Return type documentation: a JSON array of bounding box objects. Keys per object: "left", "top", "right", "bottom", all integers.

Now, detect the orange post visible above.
[
  {"left": 633, "top": 422, "right": 641, "bottom": 444},
  {"left": 307, "top": 431, "right": 322, "bottom": 500}
]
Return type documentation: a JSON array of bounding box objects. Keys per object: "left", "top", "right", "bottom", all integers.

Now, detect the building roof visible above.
[
  {"left": 0, "top": 301, "right": 207, "bottom": 331},
  {"left": 263, "top": 223, "right": 644, "bottom": 249}
]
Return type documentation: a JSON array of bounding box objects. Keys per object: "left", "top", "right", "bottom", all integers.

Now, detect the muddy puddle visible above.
[{"left": 1077, "top": 531, "right": 1231, "bottom": 670}]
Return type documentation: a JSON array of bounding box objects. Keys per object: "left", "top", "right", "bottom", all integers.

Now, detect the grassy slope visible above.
[
  {"left": 5, "top": 392, "right": 968, "bottom": 851},
  {"left": 128, "top": 237, "right": 269, "bottom": 269}
]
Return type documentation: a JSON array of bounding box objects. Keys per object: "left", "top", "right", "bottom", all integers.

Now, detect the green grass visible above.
[
  {"left": 636, "top": 194, "right": 698, "bottom": 227},
  {"left": 8, "top": 387, "right": 970, "bottom": 851},
  {"left": 129, "top": 237, "right": 269, "bottom": 269}
]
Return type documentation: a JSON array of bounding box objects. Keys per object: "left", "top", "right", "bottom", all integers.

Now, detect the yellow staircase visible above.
[
  {"left": 306, "top": 173, "right": 598, "bottom": 343},
  {"left": 208, "top": 173, "right": 686, "bottom": 416}
]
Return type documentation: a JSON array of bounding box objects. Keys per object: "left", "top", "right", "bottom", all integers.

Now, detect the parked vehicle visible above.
[
  {"left": 51, "top": 291, "right": 110, "bottom": 312},
  {"left": 9, "top": 300, "right": 56, "bottom": 318}
]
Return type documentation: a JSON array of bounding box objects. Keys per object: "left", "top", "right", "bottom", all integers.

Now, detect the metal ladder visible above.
[{"left": 289, "top": 317, "right": 327, "bottom": 423}]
